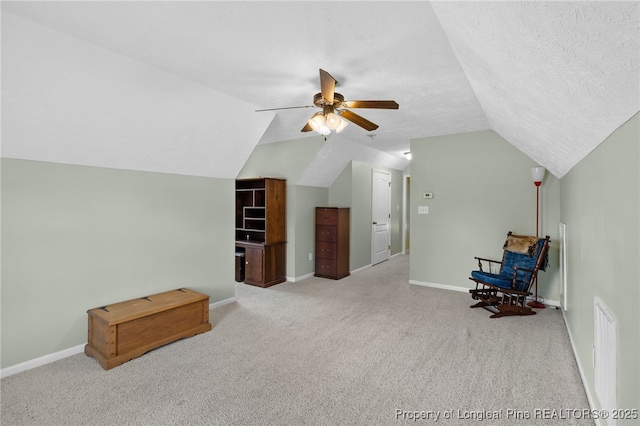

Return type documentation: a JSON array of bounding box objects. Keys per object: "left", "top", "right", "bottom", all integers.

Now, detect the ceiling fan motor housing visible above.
[{"left": 314, "top": 92, "right": 344, "bottom": 108}]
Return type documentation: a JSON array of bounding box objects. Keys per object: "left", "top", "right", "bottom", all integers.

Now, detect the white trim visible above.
[
  {"left": 409, "top": 279, "right": 470, "bottom": 293},
  {"left": 541, "top": 299, "right": 561, "bottom": 308},
  {"left": 1, "top": 344, "right": 86, "bottom": 378},
  {"left": 1, "top": 296, "right": 238, "bottom": 378},
  {"left": 351, "top": 263, "right": 372, "bottom": 274},
  {"left": 410, "top": 280, "right": 562, "bottom": 308},
  {"left": 287, "top": 272, "right": 315, "bottom": 283},
  {"left": 210, "top": 296, "right": 236, "bottom": 310},
  {"left": 562, "top": 309, "right": 601, "bottom": 425}
]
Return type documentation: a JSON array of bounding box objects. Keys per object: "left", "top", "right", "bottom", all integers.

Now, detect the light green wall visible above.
[
  {"left": 1, "top": 158, "right": 235, "bottom": 368},
  {"left": 328, "top": 162, "right": 353, "bottom": 208},
  {"left": 294, "top": 185, "right": 329, "bottom": 277},
  {"left": 239, "top": 142, "right": 405, "bottom": 277},
  {"left": 409, "top": 129, "right": 561, "bottom": 303},
  {"left": 560, "top": 113, "right": 639, "bottom": 420},
  {"left": 329, "top": 160, "right": 404, "bottom": 271}
]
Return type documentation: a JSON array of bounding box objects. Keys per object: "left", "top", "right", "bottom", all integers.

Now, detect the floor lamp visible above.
[{"left": 528, "top": 166, "right": 546, "bottom": 309}]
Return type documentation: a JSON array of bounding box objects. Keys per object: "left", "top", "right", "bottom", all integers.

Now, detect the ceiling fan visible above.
[{"left": 256, "top": 69, "right": 399, "bottom": 137}]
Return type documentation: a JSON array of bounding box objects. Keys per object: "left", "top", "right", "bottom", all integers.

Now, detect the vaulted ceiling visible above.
[{"left": 2, "top": 2, "right": 638, "bottom": 186}]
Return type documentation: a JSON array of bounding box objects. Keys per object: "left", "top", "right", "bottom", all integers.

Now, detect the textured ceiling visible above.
[{"left": 2, "top": 1, "right": 638, "bottom": 185}]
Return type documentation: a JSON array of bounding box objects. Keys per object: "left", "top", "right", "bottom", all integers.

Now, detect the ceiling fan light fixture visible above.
[
  {"left": 325, "top": 112, "right": 341, "bottom": 130},
  {"left": 257, "top": 70, "right": 398, "bottom": 136},
  {"left": 335, "top": 118, "right": 349, "bottom": 133},
  {"left": 308, "top": 112, "right": 326, "bottom": 133}
]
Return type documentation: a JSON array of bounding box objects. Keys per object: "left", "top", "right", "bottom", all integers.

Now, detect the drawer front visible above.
[
  {"left": 316, "top": 241, "right": 337, "bottom": 260},
  {"left": 316, "top": 258, "right": 337, "bottom": 276},
  {"left": 316, "top": 208, "right": 338, "bottom": 226},
  {"left": 316, "top": 225, "right": 337, "bottom": 242}
]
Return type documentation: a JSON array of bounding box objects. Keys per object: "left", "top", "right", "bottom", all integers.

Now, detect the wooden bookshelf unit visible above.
[{"left": 235, "top": 178, "right": 286, "bottom": 287}]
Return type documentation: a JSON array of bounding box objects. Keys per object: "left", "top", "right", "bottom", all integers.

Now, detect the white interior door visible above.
[{"left": 371, "top": 170, "right": 391, "bottom": 265}]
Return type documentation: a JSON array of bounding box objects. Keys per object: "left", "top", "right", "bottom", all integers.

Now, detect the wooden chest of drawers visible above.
[
  {"left": 85, "top": 288, "right": 211, "bottom": 370},
  {"left": 315, "top": 207, "right": 350, "bottom": 280}
]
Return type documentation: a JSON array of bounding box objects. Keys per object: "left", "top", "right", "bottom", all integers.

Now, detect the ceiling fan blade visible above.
[
  {"left": 339, "top": 110, "right": 379, "bottom": 131},
  {"left": 319, "top": 69, "right": 337, "bottom": 105},
  {"left": 255, "top": 105, "right": 314, "bottom": 112},
  {"left": 343, "top": 100, "right": 399, "bottom": 109},
  {"left": 301, "top": 122, "right": 313, "bottom": 132}
]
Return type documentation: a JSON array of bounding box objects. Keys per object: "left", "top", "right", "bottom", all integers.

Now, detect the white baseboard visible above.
[
  {"left": 562, "top": 309, "right": 600, "bottom": 425},
  {"left": 351, "top": 264, "right": 372, "bottom": 274},
  {"left": 210, "top": 296, "right": 236, "bottom": 309},
  {"left": 526, "top": 297, "right": 561, "bottom": 308},
  {"left": 1, "top": 344, "right": 86, "bottom": 379},
  {"left": 409, "top": 279, "right": 470, "bottom": 293},
  {"left": 287, "top": 272, "right": 314, "bottom": 282},
  {"left": 1, "top": 296, "right": 237, "bottom": 379},
  {"left": 409, "top": 280, "right": 562, "bottom": 308}
]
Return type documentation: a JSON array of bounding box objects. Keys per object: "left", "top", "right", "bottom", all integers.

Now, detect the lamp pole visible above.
[
  {"left": 529, "top": 166, "right": 546, "bottom": 309},
  {"left": 530, "top": 166, "right": 545, "bottom": 237}
]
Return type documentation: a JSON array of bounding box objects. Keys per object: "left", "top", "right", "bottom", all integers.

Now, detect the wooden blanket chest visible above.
[{"left": 85, "top": 288, "right": 211, "bottom": 370}]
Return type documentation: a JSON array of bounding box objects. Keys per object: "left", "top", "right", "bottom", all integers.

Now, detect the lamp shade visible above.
[
  {"left": 325, "top": 112, "right": 341, "bottom": 130},
  {"left": 335, "top": 118, "right": 348, "bottom": 133},
  {"left": 308, "top": 112, "right": 326, "bottom": 133},
  {"left": 531, "top": 166, "right": 545, "bottom": 186}
]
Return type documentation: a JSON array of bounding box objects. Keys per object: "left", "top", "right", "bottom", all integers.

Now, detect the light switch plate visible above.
[
  {"left": 423, "top": 192, "right": 434, "bottom": 199},
  {"left": 418, "top": 206, "right": 429, "bottom": 214}
]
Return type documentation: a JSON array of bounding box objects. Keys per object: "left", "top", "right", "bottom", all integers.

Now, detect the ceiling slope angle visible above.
[
  {"left": 251, "top": 2, "right": 490, "bottom": 159},
  {"left": 1, "top": 1, "right": 490, "bottom": 175},
  {"left": 298, "top": 137, "right": 408, "bottom": 188},
  {"left": 432, "top": 1, "right": 640, "bottom": 178},
  {"left": 8, "top": 2, "right": 635, "bottom": 180},
  {"left": 1, "top": 12, "right": 275, "bottom": 179}
]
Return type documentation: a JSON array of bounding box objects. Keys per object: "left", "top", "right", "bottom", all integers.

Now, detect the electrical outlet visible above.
[
  {"left": 423, "top": 192, "right": 434, "bottom": 199},
  {"left": 418, "top": 206, "right": 429, "bottom": 214}
]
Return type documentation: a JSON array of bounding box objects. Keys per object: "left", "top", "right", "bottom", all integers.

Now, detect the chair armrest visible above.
[
  {"left": 510, "top": 266, "right": 536, "bottom": 279},
  {"left": 508, "top": 266, "right": 538, "bottom": 290},
  {"left": 474, "top": 256, "right": 502, "bottom": 272}
]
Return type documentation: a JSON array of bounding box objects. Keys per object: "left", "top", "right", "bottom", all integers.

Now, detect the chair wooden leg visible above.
[{"left": 490, "top": 303, "right": 536, "bottom": 318}]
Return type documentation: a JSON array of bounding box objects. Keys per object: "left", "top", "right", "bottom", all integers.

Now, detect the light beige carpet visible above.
[{"left": 1, "top": 255, "right": 592, "bottom": 425}]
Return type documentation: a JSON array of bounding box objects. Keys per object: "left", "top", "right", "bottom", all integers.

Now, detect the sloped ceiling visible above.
[{"left": 1, "top": 1, "right": 638, "bottom": 185}]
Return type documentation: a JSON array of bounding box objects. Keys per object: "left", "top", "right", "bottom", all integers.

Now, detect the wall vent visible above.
[{"left": 594, "top": 297, "right": 617, "bottom": 426}]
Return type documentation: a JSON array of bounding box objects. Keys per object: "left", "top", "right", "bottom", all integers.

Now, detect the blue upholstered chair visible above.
[{"left": 469, "top": 232, "right": 550, "bottom": 318}]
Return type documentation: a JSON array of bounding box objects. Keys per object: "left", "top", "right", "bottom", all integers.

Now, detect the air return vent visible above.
[{"left": 594, "top": 297, "right": 617, "bottom": 426}]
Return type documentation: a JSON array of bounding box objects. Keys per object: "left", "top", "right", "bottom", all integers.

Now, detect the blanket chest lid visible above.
[{"left": 87, "top": 288, "right": 209, "bottom": 325}]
